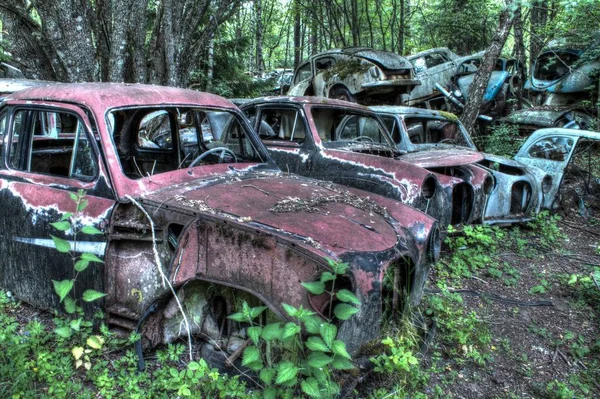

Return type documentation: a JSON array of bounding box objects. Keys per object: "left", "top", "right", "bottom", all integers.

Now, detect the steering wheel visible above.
[
  {"left": 352, "top": 136, "right": 374, "bottom": 143},
  {"left": 438, "top": 138, "right": 457, "bottom": 144},
  {"left": 189, "top": 147, "right": 237, "bottom": 167}
]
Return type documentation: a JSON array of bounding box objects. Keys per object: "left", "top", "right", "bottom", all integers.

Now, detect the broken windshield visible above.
[{"left": 107, "top": 107, "right": 265, "bottom": 179}]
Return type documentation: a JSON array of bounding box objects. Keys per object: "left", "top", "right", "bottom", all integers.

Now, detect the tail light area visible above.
[
  {"left": 510, "top": 181, "right": 532, "bottom": 215},
  {"left": 451, "top": 182, "right": 474, "bottom": 225}
]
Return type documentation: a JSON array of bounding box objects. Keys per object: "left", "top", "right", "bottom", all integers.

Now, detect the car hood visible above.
[
  {"left": 500, "top": 106, "right": 581, "bottom": 127},
  {"left": 399, "top": 149, "right": 484, "bottom": 168},
  {"left": 142, "top": 173, "right": 406, "bottom": 254}
]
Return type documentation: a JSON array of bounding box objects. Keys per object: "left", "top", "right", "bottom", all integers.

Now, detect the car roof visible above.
[
  {"left": 407, "top": 47, "right": 457, "bottom": 60},
  {"left": 241, "top": 95, "right": 372, "bottom": 110},
  {"left": 308, "top": 47, "right": 412, "bottom": 70},
  {"left": 7, "top": 82, "right": 235, "bottom": 111},
  {"left": 370, "top": 105, "right": 459, "bottom": 120}
]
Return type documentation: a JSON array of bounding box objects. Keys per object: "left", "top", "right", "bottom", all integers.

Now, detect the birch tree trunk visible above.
[{"left": 460, "top": 2, "right": 514, "bottom": 134}]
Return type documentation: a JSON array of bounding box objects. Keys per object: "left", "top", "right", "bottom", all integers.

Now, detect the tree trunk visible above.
[
  {"left": 512, "top": 7, "right": 526, "bottom": 110},
  {"left": 460, "top": 2, "right": 514, "bottom": 134},
  {"left": 293, "top": 0, "right": 301, "bottom": 68},
  {"left": 0, "top": 0, "right": 240, "bottom": 87},
  {"left": 529, "top": 0, "right": 548, "bottom": 70},
  {"left": 255, "top": 0, "right": 264, "bottom": 77}
]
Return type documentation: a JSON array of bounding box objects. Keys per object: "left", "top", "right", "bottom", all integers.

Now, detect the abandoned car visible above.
[
  {"left": 440, "top": 52, "right": 521, "bottom": 117},
  {"left": 370, "top": 106, "right": 556, "bottom": 224},
  {"left": 286, "top": 47, "right": 420, "bottom": 105},
  {"left": 406, "top": 47, "right": 461, "bottom": 108},
  {"left": 240, "top": 96, "right": 480, "bottom": 228},
  {"left": 0, "top": 83, "right": 443, "bottom": 361},
  {"left": 370, "top": 105, "right": 493, "bottom": 225},
  {"left": 499, "top": 106, "right": 596, "bottom": 136},
  {"left": 515, "top": 127, "right": 600, "bottom": 215},
  {"left": 524, "top": 42, "right": 600, "bottom": 107}
]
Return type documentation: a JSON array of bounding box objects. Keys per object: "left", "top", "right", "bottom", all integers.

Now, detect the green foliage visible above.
[
  {"left": 526, "top": 211, "right": 565, "bottom": 249},
  {"left": 475, "top": 123, "right": 523, "bottom": 158},
  {"left": 438, "top": 224, "right": 504, "bottom": 280},
  {"left": 426, "top": 285, "right": 491, "bottom": 366},
  {"left": 227, "top": 259, "right": 360, "bottom": 398},
  {"left": 51, "top": 189, "right": 105, "bottom": 317}
]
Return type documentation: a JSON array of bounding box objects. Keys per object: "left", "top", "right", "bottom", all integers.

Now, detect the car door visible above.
[
  {"left": 515, "top": 132, "right": 579, "bottom": 209},
  {"left": 0, "top": 103, "right": 116, "bottom": 311}
]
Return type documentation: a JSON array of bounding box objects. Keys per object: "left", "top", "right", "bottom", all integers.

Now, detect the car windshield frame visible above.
[{"left": 105, "top": 105, "right": 270, "bottom": 180}]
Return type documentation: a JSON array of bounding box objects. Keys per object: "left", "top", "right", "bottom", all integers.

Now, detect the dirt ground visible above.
[{"left": 419, "top": 211, "right": 600, "bottom": 399}]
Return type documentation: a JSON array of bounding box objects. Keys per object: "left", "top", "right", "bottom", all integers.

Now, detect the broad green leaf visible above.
[
  {"left": 69, "top": 192, "right": 79, "bottom": 202},
  {"left": 52, "top": 279, "right": 74, "bottom": 302},
  {"left": 188, "top": 361, "right": 201, "bottom": 371},
  {"left": 74, "top": 259, "right": 90, "bottom": 272},
  {"left": 301, "top": 281, "right": 325, "bottom": 295},
  {"left": 245, "top": 360, "right": 264, "bottom": 372},
  {"left": 60, "top": 212, "right": 73, "bottom": 221},
  {"left": 279, "top": 376, "right": 298, "bottom": 387},
  {"left": 275, "top": 361, "right": 299, "bottom": 385},
  {"left": 77, "top": 198, "right": 88, "bottom": 212},
  {"left": 51, "top": 235, "right": 71, "bottom": 253},
  {"left": 331, "top": 355, "right": 354, "bottom": 370},
  {"left": 227, "top": 312, "right": 249, "bottom": 323},
  {"left": 302, "top": 315, "right": 322, "bottom": 334},
  {"left": 336, "top": 289, "right": 360, "bottom": 304},
  {"left": 282, "top": 322, "right": 301, "bottom": 339},
  {"left": 87, "top": 335, "right": 104, "bottom": 350},
  {"left": 331, "top": 261, "right": 349, "bottom": 275},
  {"left": 263, "top": 387, "right": 276, "bottom": 399},
  {"left": 307, "top": 352, "right": 333, "bottom": 368},
  {"left": 81, "top": 226, "right": 103, "bottom": 235},
  {"left": 70, "top": 318, "right": 82, "bottom": 332},
  {"left": 301, "top": 377, "right": 321, "bottom": 398},
  {"left": 281, "top": 303, "right": 297, "bottom": 317},
  {"left": 259, "top": 367, "right": 276, "bottom": 385},
  {"left": 334, "top": 303, "right": 359, "bottom": 320},
  {"left": 82, "top": 289, "right": 107, "bottom": 302},
  {"left": 331, "top": 340, "right": 351, "bottom": 359},
  {"left": 261, "top": 322, "right": 282, "bottom": 341},
  {"left": 50, "top": 221, "right": 71, "bottom": 231},
  {"left": 63, "top": 296, "right": 77, "bottom": 314},
  {"left": 242, "top": 345, "right": 261, "bottom": 367},
  {"left": 568, "top": 274, "right": 578, "bottom": 285},
  {"left": 320, "top": 272, "right": 336, "bottom": 283},
  {"left": 71, "top": 346, "right": 84, "bottom": 360},
  {"left": 249, "top": 305, "right": 268, "bottom": 319},
  {"left": 319, "top": 323, "right": 337, "bottom": 349},
  {"left": 305, "top": 336, "right": 330, "bottom": 352},
  {"left": 247, "top": 326, "right": 262, "bottom": 345},
  {"left": 55, "top": 326, "right": 72, "bottom": 338},
  {"left": 81, "top": 252, "right": 104, "bottom": 263}
]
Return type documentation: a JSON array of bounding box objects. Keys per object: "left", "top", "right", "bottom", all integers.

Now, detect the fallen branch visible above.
[{"left": 125, "top": 195, "right": 193, "bottom": 363}]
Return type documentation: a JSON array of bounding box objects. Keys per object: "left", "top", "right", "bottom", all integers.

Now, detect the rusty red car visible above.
[
  {"left": 239, "top": 96, "right": 479, "bottom": 228},
  {"left": 0, "top": 83, "right": 441, "bottom": 362}
]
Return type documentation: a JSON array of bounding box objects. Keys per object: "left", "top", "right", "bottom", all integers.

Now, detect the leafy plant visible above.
[
  {"left": 475, "top": 123, "right": 523, "bottom": 157},
  {"left": 438, "top": 224, "right": 504, "bottom": 280},
  {"left": 51, "top": 189, "right": 106, "bottom": 317},
  {"left": 227, "top": 259, "right": 360, "bottom": 398}
]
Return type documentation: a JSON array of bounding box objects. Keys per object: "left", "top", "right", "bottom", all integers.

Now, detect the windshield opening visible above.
[
  {"left": 108, "top": 107, "right": 264, "bottom": 179},
  {"left": 311, "top": 107, "right": 394, "bottom": 147}
]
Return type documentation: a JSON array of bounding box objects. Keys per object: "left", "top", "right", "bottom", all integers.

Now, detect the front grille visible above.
[
  {"left": 451, "top": 183, "right": 474, "bottom": 225},
  {"left": 510, "top": 181, "right": 532, "bottom": 214}
]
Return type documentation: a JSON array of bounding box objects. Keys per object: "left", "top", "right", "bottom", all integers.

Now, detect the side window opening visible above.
[
  {"left": 258, "top": 109, "right": 305, "bottom": 144},
  {"left": 8, "top": 109, "right": 98, "bottom": 181}
]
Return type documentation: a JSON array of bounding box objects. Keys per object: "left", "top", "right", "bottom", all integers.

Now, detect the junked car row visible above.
[
  {"left": 0, "top": 68, "right": 598, "bottom": 374},
  {"left": 0, "top": 83, "right": 442, "bottom": 367}
]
